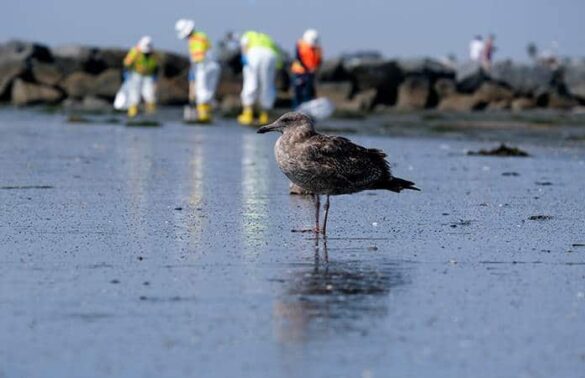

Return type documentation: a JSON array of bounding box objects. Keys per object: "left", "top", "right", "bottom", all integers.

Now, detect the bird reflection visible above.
[{"left": 273, "top": 237, "right": 407, "bottom": 344}]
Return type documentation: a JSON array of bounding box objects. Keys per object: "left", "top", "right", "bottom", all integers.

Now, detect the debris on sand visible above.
[
  {"left": 467, "top": 143, "right": 530, "bottom": 157},
  {"left": 126, "top": 119, "right": 161, "bottom": 127},
  {"left": 502, "top": 172, "right": 520, "bottom": 177},
  {"left": 535, "top": 181, "right": 553, "bottom": 186},
  {"left": 449, "top": 219, "right": 473, "bottom": 228},
  {"left": 0, "top": 185, "right": 53, "bottom": 190},
  {"left": 67, "top": 114, "right": 92, "bottom": 124},
  {"left": 528, "top": 215, "right": 553, "bottom": 221}
]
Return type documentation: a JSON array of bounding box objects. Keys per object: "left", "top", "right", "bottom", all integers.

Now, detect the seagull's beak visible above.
[{"left": 257, "top": 121, "right": 280, "bottom": 134}]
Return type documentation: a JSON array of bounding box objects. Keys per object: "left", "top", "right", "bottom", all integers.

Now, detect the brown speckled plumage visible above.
[{"left": 258, "top": 112, "right": 419, "bottom": 234}]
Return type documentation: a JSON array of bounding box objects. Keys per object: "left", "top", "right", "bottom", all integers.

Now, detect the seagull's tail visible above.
[{"left": 384, "top": 177, "right": 420, "bottom": 193}]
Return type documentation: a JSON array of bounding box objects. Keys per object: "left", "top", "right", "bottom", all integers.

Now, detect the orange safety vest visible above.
[
  {"left": 291, "top": 40, "right": 322, "bottom": 74},
  {"left": 188, "top": 32, "right": 210, "bottom": 63}
]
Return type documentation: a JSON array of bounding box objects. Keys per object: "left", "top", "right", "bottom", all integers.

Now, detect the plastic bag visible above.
[
  {"left": 113, "top": 80, "right": 130, "bottom": 110},
  {"left": 296, "top": 97, "right": 335, "bottom": 120}
]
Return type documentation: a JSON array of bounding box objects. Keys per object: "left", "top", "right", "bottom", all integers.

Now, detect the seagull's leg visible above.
[
  {"left": 322, "top": 235, "right": 329, "bottom": 263},
  {"left": 313, "top": 194, "right": 321, "bottom": 233},
  {"left": 322, "top": 195, "right": 331, "bottom": 235}
]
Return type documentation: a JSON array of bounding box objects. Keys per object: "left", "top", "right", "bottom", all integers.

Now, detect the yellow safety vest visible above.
[
  {"left": 242, "top": 31, "right": 282, "bottom": 68},
  {"left": 188, "top": 31, "right": 210, "bottom": 63},
  {"left": 123, "top": 47, "right": 158, "bottom": 76}
]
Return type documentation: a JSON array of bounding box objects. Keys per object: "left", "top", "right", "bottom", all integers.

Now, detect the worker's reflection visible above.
[
  {"left": 241, "top": 132, "right": 270, "bottom": 249},
  {"left": 185, "top": 133, "right": 206, "bottom": 248},
  {"left": 124, "top": 135, "right": 153, "bottom": 243}
]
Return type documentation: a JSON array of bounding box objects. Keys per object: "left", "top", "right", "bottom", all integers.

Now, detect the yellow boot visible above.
[
  {"left": 197, "top": 103, "right": 212, "bottom": 123},
  {"left": 127, "top": 105, "right": 139, "bottom": 118},
  {"left": 258, "top": 111, "right": 270, "bottom": 125},
  {"left": 145, "top": 102, "right": 156, "bottom": 114},
  {"left": 237, "top": 106, "right": 254, "bottom": 126}
]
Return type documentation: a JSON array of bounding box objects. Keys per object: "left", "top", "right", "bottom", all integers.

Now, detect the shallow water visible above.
[{"left": 1, "top": 110, "right": 584, "bottom": 378}]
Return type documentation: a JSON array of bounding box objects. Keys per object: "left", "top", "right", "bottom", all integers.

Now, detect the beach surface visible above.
[{"left": 1, "top": 109, "right": 584, "bottom": 378}]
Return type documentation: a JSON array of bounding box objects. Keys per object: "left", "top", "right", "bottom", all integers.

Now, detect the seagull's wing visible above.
[{"left": 302, "top": 134, "right": 392, "bottom": 189}]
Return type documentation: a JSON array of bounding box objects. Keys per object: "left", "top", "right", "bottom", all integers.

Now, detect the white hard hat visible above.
[
  {"left": 240, "top": 34, "right": 249, "bottom": 48},
  {"left": 137, "top": 36, "right": 153, "bottom": 53},
  {"left": 175, "top": 19, "right": 195, "bottom": 40},
  {"left": 302, "top": 29, "right": 319, "bottom": 46}
]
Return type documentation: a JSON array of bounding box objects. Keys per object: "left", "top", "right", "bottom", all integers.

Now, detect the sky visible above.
[{"left": 1, "top": 0, "right": 583, "bottom": 61}]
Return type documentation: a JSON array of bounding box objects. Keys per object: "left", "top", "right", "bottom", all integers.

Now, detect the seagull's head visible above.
[{"left": 257, "top": 112, "right": 314, "bottom": 134}]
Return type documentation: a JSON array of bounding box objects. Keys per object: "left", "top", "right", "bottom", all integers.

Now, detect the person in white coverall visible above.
[
  {"left": 238, "top": 31, "right": 281, "bottom": 126},
  {"left": 175, "top": 19, "right": 220, "bottom": 123},
  {"left": 123, "top": 36, "right": 158, "bottom": 118},
  {"left": 469, "top": 35, "right": 484, "bottom": 62}
]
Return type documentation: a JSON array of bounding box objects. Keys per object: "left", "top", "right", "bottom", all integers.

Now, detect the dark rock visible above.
[
  {"left": 344, "top": 89, "right": 377, "bottom": 112},
  {"left": 11, "top": 78, "right": 62, "bottom": 105},
  {"left": 435, "top": 80, "right": 510, "bottom": 111},
  {"left": 511, "top": 97, "right": 537, "bottom": 111},
  {"left": 159, "top": 52, "right": 190, "bottom": 78},
  {"left": 467, "top": 143, "right": 530, "bottom": 157},
  {"left": 0, "top": 59, "right": 27, "bottom": 100},
  {"left": 434, "top": 78, "right": 458, "bottom": 100},
  {"left": 61, "top": 72, "right": 97, "bottom": 99},
  {"left": 52, "top": 45, "right": 106, "bottom": 74},
  {"left": 348, "top": 60, "right": 402, "bottom": 106},
  {"left": 490, "top": 61, "right": 555, "bottom": 96},
  {"left": 80, "top": 96, "right": 111, "bottom": 112},
  {"left": 473, "top": 82, "right": 514, "bottom": 103},
  {"left": 0, "top": 40, "right": 53, "bottom": 64},
  {"left": 486, "top": 99, "right": 511, "bottom": 110},
  {"left": 217, "top": 48, "right": 242, "bottom": 75},
  {"left": 94, "top": 48, "right": 127, "bottom": 70},
  {"left": 318, "top": 58, "right": 350, "bottom": 82},
  {"left": 53, "top": 56, "right": 85, "bottom": 77},
  {"left": 276, "top": 67, "right": 290, "bottom": 92},
  {"left": 455, "top": 62, "right": 488, "bottom": 93},
  {"left": 52, "top": 45, "right": 94, "bottom": 62},
  {"left": 397, "top": 58, "right": 455, "bottom": 80},
  {"left": 31, "top": 60, "right": 63, "bottom": 86},
  {"left": 564, "top": 60, "right": 585, "bottom": 100},
  {"left": 438, "top": 94, "right": 483, "bottom": 112},
  {"left": 543, "top": 90, "right": 578, "bottom": 109},
  {"left": 317, "top": 81, "right": 352, "bottom": 103},
  {"left": 333, "top": 94, "right": 375, "bottom": 118},
  {"left": 219, "top": 94, "right": 241, "bottom": 117},
  {"left": 216, "top": 74, "right": 242, "bottom": 99},
  {"left": 340, "top": 51, "right": 384, "bottom": 71},
  {"left": 93, "top": 69, "right": 122, "bottom": 98},
  {"left": 396, "top": 76, "right": 431, "bottom": 110},
  {"left": 157, "top": 76, "right": 189, "bottom": 105}
]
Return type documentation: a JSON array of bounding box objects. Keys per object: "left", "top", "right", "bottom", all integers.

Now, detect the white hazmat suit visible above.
[{"left": 241, "top": 46, "right": 277, "bottom": 110}]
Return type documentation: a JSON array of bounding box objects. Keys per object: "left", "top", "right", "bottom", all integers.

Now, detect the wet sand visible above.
[{"left": 1, "top": 109, "right": 584, "bottom": 378}]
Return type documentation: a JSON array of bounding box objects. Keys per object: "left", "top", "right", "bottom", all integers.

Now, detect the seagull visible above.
[{"left": 257, "top": 112, "right": 419, "bottom": 235}]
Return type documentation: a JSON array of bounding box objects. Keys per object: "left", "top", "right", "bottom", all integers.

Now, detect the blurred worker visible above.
[
  {"left": 238, "top": 31, "right": 281, "bottom": 126},
  {"left": 469, "top": 35, "right": 484, "bottom": 63},
  {"left": 481, "top": 34, "right": 496, "bottom": 71},
  {"left": 175, "top": 19, "right": 220, "bottom": 123},
  {"left": 291, "top": 29, "right": 322, "bottom": 108},
  {"left": 123, "top": 36, "right": 158, "bottom": 118}
]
